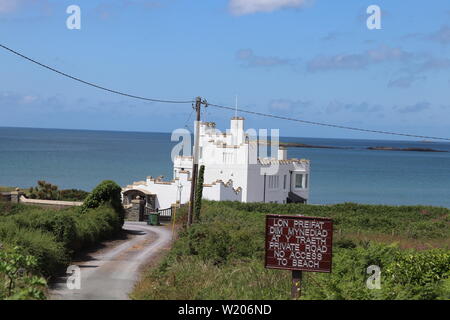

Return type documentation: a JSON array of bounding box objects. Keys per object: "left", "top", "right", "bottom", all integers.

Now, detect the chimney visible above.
[
  {"left": 278, "top": 146, "right": 287, "bottom": 160},
  {"left": 230, "top": 117, "right": 245, "bottom": 145}
]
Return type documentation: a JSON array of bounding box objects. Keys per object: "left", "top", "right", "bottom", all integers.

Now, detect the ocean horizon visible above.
[{"left": 1, "top": 126, "right": 450, "bottom": 208}]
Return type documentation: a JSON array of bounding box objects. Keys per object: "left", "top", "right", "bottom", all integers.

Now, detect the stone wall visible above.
[
  {"left": 19, "top": 196, "right": 83, "bottom": 210},
  {"left": 0, "top": 192, "right": 12, "bottom": 202},
  {"left": 0, "top": 190, "right": 82, "bottom": 210},
  {"left": 125, "top": 198, "right": 145, "bottom": 221}
]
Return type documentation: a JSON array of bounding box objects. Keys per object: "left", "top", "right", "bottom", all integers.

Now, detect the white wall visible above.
[{"left": 123, "top": 117, "right": 310, "bottom": 207}]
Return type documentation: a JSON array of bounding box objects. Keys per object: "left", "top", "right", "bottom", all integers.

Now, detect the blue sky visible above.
[{"left": 1, "top": 0, "right": 450, "bottom": 140}]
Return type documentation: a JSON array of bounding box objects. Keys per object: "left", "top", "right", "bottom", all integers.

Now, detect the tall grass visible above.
[
  {"left": 132, "top": 201, "right": 450, "bottom": 300},
  {"left": 0, "top": 204, "right": 122, "bottom": 277},
  {"left": 0, "top": 180, "right": 125, "bottom": 299}
]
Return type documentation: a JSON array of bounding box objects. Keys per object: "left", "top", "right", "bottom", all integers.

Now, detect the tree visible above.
[
  {"left": 194, "top": 165, "right": 205, "bottom": 222},
  {"left": 28, "top": 180, "right": 59, "bottom": 200},
  {"left": 27, "top": 181, "right": 89, "bottom": 201}
]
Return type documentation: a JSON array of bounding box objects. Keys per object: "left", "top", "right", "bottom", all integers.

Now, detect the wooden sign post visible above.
[{"left": 265, "top": 214, "right": 333, "bottom": 299}]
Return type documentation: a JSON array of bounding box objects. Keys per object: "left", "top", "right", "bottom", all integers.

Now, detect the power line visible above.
[
  {"left": 207, "top": 102, "right": 450, "bottom": 142},
  {"left": 2, "top": 43, "right": 449, "bottom": 141},
  {"left": 0, "top": 43, "right": 194, "bottom": 104}
]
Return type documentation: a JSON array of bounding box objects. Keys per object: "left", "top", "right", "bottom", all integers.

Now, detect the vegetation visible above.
[
  {"left": 0, "top": 186, "right": 15, "bottom": 192},
  {"left": 0, "top": 246, "right": 47, "bottom": 300},
  {"left": 0, "top": 180, "right": 124, "bottom": 300},
  {"left": 27, "top": 180, "right": 89, "bottom": 201},
  {"left": 81, "top": 180, "right": 125, "bottom": 226},
  {"left": 132, "top": 201, "right": 450, "bottom": 300},
  {"left": 59, "top": 189, "right": 90, "bottom": 202},
  {"left": 194, "top": 165, "right": 205, "bottom": 222}
]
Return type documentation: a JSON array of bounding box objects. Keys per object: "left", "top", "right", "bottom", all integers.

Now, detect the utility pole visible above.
[
  {"left": 291, "top": 270, "right": 302, "bottom": 299},
  {"left": 187, "top": 96, "right": 202, "bottom": 226}
]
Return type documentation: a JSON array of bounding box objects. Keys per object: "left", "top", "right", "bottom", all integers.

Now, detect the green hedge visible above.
[
  {"left": 74, "top": 205, "right": 123, "bottom": 249},
  {"left": 81, "top": 180, "right": 125, "bottom": 226},
  {"left": 8, "top": 209, "right": 77, "bottom": 247},
  {"left": 0, "top": 220, "right": 69, "bottom": 276},
  {"left": 0, "top": 180, "right": 126, "bottom": 297}
]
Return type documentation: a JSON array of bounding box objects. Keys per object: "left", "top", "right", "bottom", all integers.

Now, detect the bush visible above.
[
  {"left": 0, "top": 202, "right": 28, "bottom": 217},
  {"left": 73, "top": 205, "right": 123, "bottom": 249},
  {"left": 59, "top": 189, "right": 89, "bottom": 201},
  {"left": 185, "top": 223, "right": 232, "bottom": 265},
  {"left": 385, "top": 250, "right": 450, "bottom": 287},
  {"left": 81, "top": 180, "right": 125, "bottom": 226},
  {"left": 0, "top": 220, "right": 68, "bottom": 276},
  {"left": 0, "top": 180, "right": 126, "bottom": 298},
  {"left": 133, "top": 200, "right": 450, "bottom": 300},
  {"left": 0, "top": 246, "right": 47, "bottom": 300},
  {"left": 27, "top": 181, "right": 60, "bottom": 200},
  {"left": 26, "top": 181, "right": 89, "bottom": 201},
  {"left": 8, "top": 209, "right": 77, "bottom": 248}
]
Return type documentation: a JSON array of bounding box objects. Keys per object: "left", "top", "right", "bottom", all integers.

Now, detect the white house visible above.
[{"left": 122, "top": 117, "right": 310, "bottom": 210}]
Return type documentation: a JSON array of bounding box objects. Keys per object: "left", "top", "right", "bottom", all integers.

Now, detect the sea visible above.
[{"left": 1, "top": 127, "right": 449, "bottom": 208}]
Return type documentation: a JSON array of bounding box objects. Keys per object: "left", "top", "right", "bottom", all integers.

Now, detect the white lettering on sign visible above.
[{"left": 265, "top": 215, "right": 333, "bottom": 272}]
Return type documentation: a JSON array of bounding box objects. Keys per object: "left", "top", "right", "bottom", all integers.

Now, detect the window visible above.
[
  {"left": 199, "top": 147, "right": 203, "bottom": 160},
  {"left": 283, "top": 174, "right": 287, "bottom": 189},
  {"left": 295, "top": 174, "right": 304, "bottom": 189}
]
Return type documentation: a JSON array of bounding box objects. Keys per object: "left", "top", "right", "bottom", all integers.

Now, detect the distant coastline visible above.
[
  {"left": 367, "top": 146, "right": 448, "bottom": 153},
  {"left": 276, "top": 141, "right": 447, "bottom": 152}
]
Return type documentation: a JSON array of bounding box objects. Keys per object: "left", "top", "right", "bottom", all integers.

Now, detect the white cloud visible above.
[
  {"left": 307, "top": 45, "right": 411, "bottom": 72},
  {"left": 236, "top": 48, "right": 293, "bottom": 67},
  {"left": 229, "top": 0, "right": 311, "bottom": 16}
]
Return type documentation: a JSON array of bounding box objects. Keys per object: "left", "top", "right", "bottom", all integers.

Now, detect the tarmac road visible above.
[{"left": 49, "top": 221, "right": 172, "bottom": 300}]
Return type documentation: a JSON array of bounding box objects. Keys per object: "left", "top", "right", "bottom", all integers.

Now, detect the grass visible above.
[
  {"left": 0, "top": 203, "right": 122, "bottom": 277},
  {"left": 132, "top": 201, "right": 450, "bottom": 300},
  {"left": 0, "top": 186, "right": 16, "bottom": 192},
  {"left": 0, "top": 180, "right": 125, "bottom": 299}
]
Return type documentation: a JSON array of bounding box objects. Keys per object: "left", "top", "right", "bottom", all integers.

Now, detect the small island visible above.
[
  {"left": 280, "top": 142, "right": 351, "bottom": 149},
  {"left": 367, "top": 146, "right": 448, "bottom": 152},
  {"left": 257, "top": 140, "right": 351, "bottom": 149}
]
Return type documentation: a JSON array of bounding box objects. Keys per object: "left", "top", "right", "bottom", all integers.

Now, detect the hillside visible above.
[{"left": 132, "top": 201, "right": 450, "bottom": 300}]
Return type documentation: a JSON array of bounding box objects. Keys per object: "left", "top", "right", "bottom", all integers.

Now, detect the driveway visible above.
[{"left": 49, "top": 221, "right": 172, "bottom": 300}]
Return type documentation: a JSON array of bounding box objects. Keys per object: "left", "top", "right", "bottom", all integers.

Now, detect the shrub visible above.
[
  {"left": 185, "top": 223, "right": 232, "bottom": 265},
  {"left": 26, "top": 181, "right": 89, "bottom": 201},
  {"left": 0, "top": 181, "right": 126, "bottom": 299},
  {"left": 194, "top": 165, "right": 205, "bottom": 222},
  {"left": 0, "top": 220, "right": 68, "bottom": 276},
  {"left": 27, "top": 181, "right": 59, "bottom": 200},
  {"left": 8, "top": 209, "right": 77, "bottom": 248},
  {"left": 0, "top": 246, "right": 47, "bottom": 300},
  {"left": 73, "top": 205, "right": 122, "bottom": 248},
  {"left": 133, "top": 200, "right": 450, "bottom": 300},
  {"left": 81, "top": 180, "right": 125, "bottom": 226},
  {"left": 59, "top": 189, "right": 89, "bottom": 201},
  {"left": 385, "top": 250, "right": 450, "bottom": 287}
]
